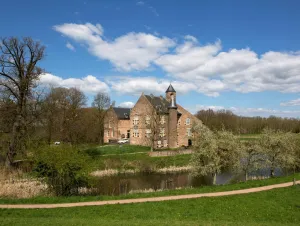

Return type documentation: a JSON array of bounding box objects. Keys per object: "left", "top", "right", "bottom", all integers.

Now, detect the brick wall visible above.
[
  {"left": 118, "top": 119, "right": 130, "bottom": 139},
  {"left": 176, "top": 104, "right": 202, "bottom": 147}
]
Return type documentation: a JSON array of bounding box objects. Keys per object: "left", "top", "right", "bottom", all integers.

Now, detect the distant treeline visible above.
[{"left": 195, "top": 109, "right": 300, "bottom": 134}]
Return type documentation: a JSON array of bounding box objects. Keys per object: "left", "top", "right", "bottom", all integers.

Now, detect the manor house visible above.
[{"left": 104, "top": 85, "right": 200, "bottom": 148}]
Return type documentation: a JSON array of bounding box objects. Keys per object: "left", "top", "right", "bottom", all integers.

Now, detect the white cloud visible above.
[
  {"left": 53, "top": 22, "right": 300, "bottom": 97},
  {"left": 191, "top": 104, "right": 300, "bottom": 117},
  {"left": 136, "top": 1, "right": 145, "bottom": 6},
  {"left": 156, "top": 39, "right": 300, "bottom": 96},
  {"left": 66, "top": 42, "right": 75, "bottom": 51},
  {"left": 280, "top": 98, "right": 300, "bottom": 106},
  {"left": 53, "top": 23, "right": 175, "bottom": 72},
  {"left": 107, "top": 76, "right": 197, "bottom": 96},
  {"left": 39, "top": 73, "right": 110, "bottom": 93},
  {"left": 119, "top": 101, "right": 135, "bottom": 108},
  {"left": 184, "top": 35, "right": 198, "bottom": 43}
]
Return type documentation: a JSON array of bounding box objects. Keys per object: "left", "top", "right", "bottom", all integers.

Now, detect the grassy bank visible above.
[
  {"left": 0, "top": 173, "right": 299, "bottom": 204},
  {"left": 87, "top": 151, "right": 192, "bottom": 172},
  {"left": 1, "top": 186, "right": 300, "bottom": 225}
]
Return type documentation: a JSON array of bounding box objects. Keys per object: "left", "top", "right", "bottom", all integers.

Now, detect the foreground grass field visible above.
[
  {"left": 1, "top": 173, "right": 299, "bottom": 204},
  {"left": 0, "top": 186, "right": 299, "bottom": 225}
]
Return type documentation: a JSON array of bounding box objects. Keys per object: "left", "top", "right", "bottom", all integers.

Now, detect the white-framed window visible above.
[
  {"left": 106, "top": 130, "right": 109, "bottom": 137},
  {"left": 163, "top": 140, "right": 168, "bottom": 147},
  {"left": 145, "top": 129, "right": 151, "bottom": 138},
  {"left": 160, "top": 128, "right": 165, "bottom": 137},
  {"left": 187, "top": 128, "right": 192, "bottom": 137},
  {"left": 145, "top": 115, "right": 150, "bottom": 125},
  {"left": 160, "top": 115, "right": 165, "bottom": 124},
  {"left": 157, "top": 140, "right": 162, "bottom": 148},
  {"left": 186, "top": 118, "right": 191, "bottom": 125},
  {"left": 133, "top": 115, "right": 139, "bottom": 125},
  {"left": 133, "top": 129, "right": 139, "bottom": 138}
]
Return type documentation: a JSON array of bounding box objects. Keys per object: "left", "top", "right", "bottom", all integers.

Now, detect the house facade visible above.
[
  {"left": 104, "top": 85, "right": 201, "bottom": 148},
  {"left": 103, "top": 107, "right": 131, "bottom": 143}
]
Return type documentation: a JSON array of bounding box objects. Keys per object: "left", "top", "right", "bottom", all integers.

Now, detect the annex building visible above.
[{"left": 104, "top": 85, "right": 200, "bottom": 148}]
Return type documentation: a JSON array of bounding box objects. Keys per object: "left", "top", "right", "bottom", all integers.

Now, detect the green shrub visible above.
[{"left": 32, "top": 145, "right": 90, "bottom": 196}]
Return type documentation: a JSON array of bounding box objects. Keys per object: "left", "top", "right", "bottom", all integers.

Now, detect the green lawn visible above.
[
  {"left": 1, "top": 186, "right": 300, "bottom": 225},
  {"left": 84, "top": 144, "right": 151, "bottom": 156},
  {"left": 1, "top": 173, "right": 299, "bottom": 204}
]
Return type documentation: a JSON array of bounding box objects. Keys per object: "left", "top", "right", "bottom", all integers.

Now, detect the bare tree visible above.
[
  {"left": 0, "top": 37, "right": 45, "bottom": 167},
  {"left": 66, "top": 88, "right": 87, "bottom": 144},
  {"left": 146, "top": 106, "right": 161, "bottom": 152},
  {"left": 92, "top": 92, "right": 110, "bottom": 144}
]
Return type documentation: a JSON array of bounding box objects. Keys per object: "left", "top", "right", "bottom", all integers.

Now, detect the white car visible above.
[{"left": 117, "top": 139, "right": 129, "bottom": 144}]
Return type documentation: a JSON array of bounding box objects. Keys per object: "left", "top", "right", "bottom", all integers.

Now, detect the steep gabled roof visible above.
[
  {"left": 145, "top": 95, "right": 170, "bottom": 113},
  {"left": 165, "top": 84, "right": 176, "bottom": 93},
  {"left": 113, "top": 107, "right": 130, "bottom": 120}
]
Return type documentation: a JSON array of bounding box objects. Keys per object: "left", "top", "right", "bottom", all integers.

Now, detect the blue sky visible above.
[{"left": 1, "top": 0, "right": 300, "bottom": 117}]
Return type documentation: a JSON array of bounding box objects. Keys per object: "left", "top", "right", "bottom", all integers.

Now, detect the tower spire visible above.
[{"left": 166, "top": 84, "right": 176, "bottom": 93}]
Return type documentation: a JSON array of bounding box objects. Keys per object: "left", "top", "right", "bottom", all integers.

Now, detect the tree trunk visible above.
[
  {"left": 5, "top": 116, "right": 21, "bottom": 168},
  {"left": 47, "top": 117, "right": 53, "bottom": 145},
  {"left": 270, "top": 167, "right": 275, "bottom": 177},
  {"left": 245, "top": 171, "right": 248, "bottom": 181},
  {"left": 212, "top": 172, "right": 217, "bottom": 185}
]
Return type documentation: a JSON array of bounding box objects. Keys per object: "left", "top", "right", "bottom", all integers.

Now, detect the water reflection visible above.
[{"left": 89, "top": 168, "right": 287, "bottom": 196}]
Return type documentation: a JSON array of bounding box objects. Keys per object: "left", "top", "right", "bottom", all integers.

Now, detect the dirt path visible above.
[{"left": 0, "top": 181, "right": 298, "bottom": 209}]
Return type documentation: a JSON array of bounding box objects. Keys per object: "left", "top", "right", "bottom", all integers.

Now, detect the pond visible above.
[{"left": 89, "top": 168, "right": 285, "bottom": 196}]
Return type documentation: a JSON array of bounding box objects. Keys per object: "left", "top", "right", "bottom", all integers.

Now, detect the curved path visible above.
[{"left": 0, "top": 180, "right": 298, "bottom": 209}]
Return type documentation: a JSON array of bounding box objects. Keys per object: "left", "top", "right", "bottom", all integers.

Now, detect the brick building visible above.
[
  {"left": 104, "top": 107, "right": 131, "bottom": 143},
  {"left": 104, "top": 85, "right": 201, "bottom": 148}
]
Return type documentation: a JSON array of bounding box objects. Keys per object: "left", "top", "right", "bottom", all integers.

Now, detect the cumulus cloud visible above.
[
  {"left": 53, "top": 22, "right": 300, "bottom": 97},
  {"left": 280, "top": 98, "right": 300, "bottom": 106},
  {"left": 119, "top": 101, "right": 135, "bottom": 108},
  {"left": 191, "top": 104, "right": 300, "bottom": 117},
  {"left": 107, "top": 76, "right": 197, "bottom": 96},
  {"left": 66, "top": 42, "right": 75, "bottom": 51},
  {"left": 156, "top": 38, "right": 300, "bottom": 95},
  {"left": 53, "top": 23, "right": 175, "bottom": 71},
  {"left": 39, "top": 73, "right": 110, "bottom": 93}
]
